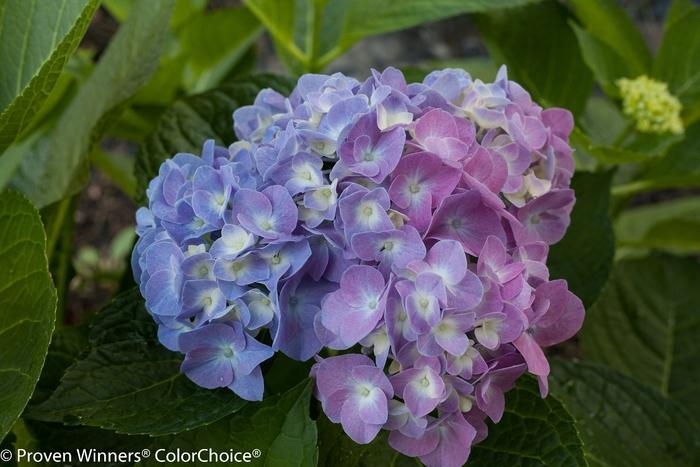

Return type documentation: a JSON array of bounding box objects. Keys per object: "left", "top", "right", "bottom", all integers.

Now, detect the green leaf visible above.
[
  {"left": 326, "top": 0, "right": 538, "bottom": 64},
  {"left": 10, "top": 0, "right": 174, "bottom": 208},
  {"left": 654, "top": 7, "right": 700, "bottom": 103},
  {"left": 615, "top": 197, "right": 700, "bottom": 255},
  {"left": 0, "top": 431, "right": 17, "bottom": 467},
  {"left": 105, "top": 0, "right": 207, "bottom": 30},
  {"left": 469, "top": 377, "right": 586, "bottom": 466},
  {"left": 0, "top": 190, "right": 57, "bottom": 441},
  {"left": 570, "top": 128, "right": 654, "bottom": 166},
  {"left": 0, "top": 0, "right": 99, "bottom": 155},
  {"left": 244, "top": 0, "right": 538, "bottom": 71},
  {"left": 581, "top": 256, "right": 700, "bottom": 418},
  {"left": 570, "top": 23, "right": 629, "bottom": 97},
  {"left": 664, "top": 0, "right": 695, "bottom": 30},
  {"left": 579, "top": 97, "right": 627, "bottom": 146},
  {"left": 402, "top": 57, "right": 499, "bottom": 84},
  {"left": 626, "top": 120, "right": 700, "bottom": 194},
  {"left": 30, "top": 325, "right": 89, "bottom": 406},
  {"left": 317, "top": 414, "right": 419, "bottom": 467},
  {"left": 551, "top": 359, "right": 700, "bottom": 467},
  {"left": 474, "top": 1, "right": 593, "bottom": 116},
  {"left": 23, "top": 420, "right": 150, "bottom": 465},
  {"left": 27, "top": 288, "right": 247, "bottom": 436},
  {"left": 143, "top": 380, "right": 318, "bottom": 467},
  {"left": 548, "top": 170, "right": 615, "bottom": 308},
  {"left": 179, "top": 7, "right": 263, "bottom": 93},
  {"left": 134, "top": 74, "right": 295, "bottom": 204},
  {"left": 569, "top": 0, "right": 651, "bottom": 77}
]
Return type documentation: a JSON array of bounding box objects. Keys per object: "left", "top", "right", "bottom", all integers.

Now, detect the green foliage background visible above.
[{"left": 1, "top": 0, "right": 699, "bottom": 465}]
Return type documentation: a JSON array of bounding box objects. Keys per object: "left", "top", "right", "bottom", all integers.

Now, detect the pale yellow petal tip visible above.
[{"left": 617, "top": 75, "right": 684, "bottom": 135}]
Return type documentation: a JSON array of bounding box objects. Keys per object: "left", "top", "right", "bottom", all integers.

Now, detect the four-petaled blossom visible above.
[{"left": 313, "top": 354, "right": 394, "bottom": 443}]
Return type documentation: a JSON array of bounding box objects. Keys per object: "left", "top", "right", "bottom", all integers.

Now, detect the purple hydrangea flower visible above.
[
  {"left": 313, "top": 354, "right": 393, "bottom": 443},
  {"left": 179, "top": 322, "right": 273, "bottom": 400},
  {"left": 133, "top": 66, "right": 584, "bottom": 467}
]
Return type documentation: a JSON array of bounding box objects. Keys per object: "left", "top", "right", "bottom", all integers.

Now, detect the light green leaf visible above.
[
  {"left": 615, "top": 197, "right": 700, "bottom": 255},
  {"left": 10, "top": 0, "right": 174, "bottom": 208},
  {"left": 134, "top": 74, "right": 295, "bottom": 204},
  {"left": 0, "top": 190, "right": 57, "bottom": 441},
  {"left": 654, "top": 7, "right": 700, "bottom": 103},
  {"left": 581, "top": 256, "right": 700, "bottom": 418},
  {"left": 26, "top": 288, "right": 247, "bottom": 436},
  {"left": 570, "top": 128, "right": 654, "bottom": 166},
  {"left": 570, "top": 23, "right": 629, "bottom": 97},
  {"left": 105, "top": 0, "right": 207, "bottom": 30},
  {"left": 179, "top": 7, "right": 263, "bottom": 93},
  {"left": 569, "top": 0, "right": 651, "bottom": 77},
  {"left": 551, "top": 359, "right": 700, "bottom": 467},
  {"left": 469, "top": 377, "right": 586, "bottom": 466},
  {"left": 0, "top": 0, "right": 99, "bottom": 155},
  {"left": 549, "top": 170, "right": 615, "bottom": 307},
  {"left": 245, "top": 0, "right": 539, "bottom": 71},
  {"left": 90, "top": 147, "right": 137, "bottom": 198},
  {"left": 474, "top": 1, "right": 593, "bottom": 116},
  {"left": 327, "top": 0, "right": 538, "bottom": 61},
  {"left": 143, "top": 380, "right": 318, "bottom": 467},
  {"left": 579, "top": 97, "right": 627, "bottom": 146}
]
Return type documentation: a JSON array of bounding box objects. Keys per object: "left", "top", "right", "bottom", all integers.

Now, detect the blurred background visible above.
[{"left": 66, "top": 0, "right": 692, "bottom": 322}]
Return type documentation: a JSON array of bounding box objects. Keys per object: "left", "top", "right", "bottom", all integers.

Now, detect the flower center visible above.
[{"left": 409, "top": 183, "right": 421, "bottom": 194}]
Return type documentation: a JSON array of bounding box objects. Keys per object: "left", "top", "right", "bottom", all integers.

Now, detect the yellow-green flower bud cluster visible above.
[{"left": 617, "top": 75, "right": 683, "bottom": 135}]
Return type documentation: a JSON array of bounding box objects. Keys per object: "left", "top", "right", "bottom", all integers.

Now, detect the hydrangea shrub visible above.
[{"left": 132, "top": 66, "right": 584, "bottom": 466}]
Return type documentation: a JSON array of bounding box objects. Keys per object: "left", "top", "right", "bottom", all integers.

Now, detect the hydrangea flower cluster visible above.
[
  {"left": 617, "top": 75, "right": 683, "bottom": 135},
  {"left": 133, "top": 66, "right": 584, "bottom": 466}
]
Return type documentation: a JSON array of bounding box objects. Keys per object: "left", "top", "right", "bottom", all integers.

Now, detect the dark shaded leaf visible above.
[
  {"left": 27, "top": 289, "right": 247, "bottom": 436},
  {"left": 474, "top": 1, "right": 593, "bottom": 116},
  {"left": 549, "top": 170, "right": 615, "bottom": 308},
  {"left": 143, "top": 380, "right": 317, "bottom": 467},
  {"left": 551, "top": 359, "right": 700, "bottom": 467},
  {"left": 134, "top": 74, "right": 295, "bottom": 203},
  {"left": 470, "top": 377, "right": 586, "bottom": 466},
  {"left": 582, "top": 256, "right": 700, "bottom": 418}
]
